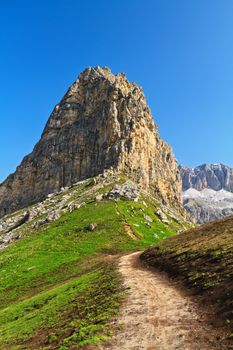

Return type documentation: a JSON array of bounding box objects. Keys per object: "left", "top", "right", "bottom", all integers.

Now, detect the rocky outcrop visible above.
[
  {"left": 180, "top": 164, "right": 233, "bottom": 223},
  {"left": 104, "top": 181, "right": 139, "bottom": 201},
  {"left": 0, "top": 172, "right": 187, "bottom": 250},
  {"left": 179, "top": 164, "right": 233, "bottom": 192},
  {"left": 0, "top": 66, "right": 182, "bottom": 217}
]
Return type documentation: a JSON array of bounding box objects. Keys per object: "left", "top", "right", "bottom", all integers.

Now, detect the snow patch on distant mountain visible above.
[
  {"left": 183, "top": 188, "right": 233, "bottom": 203},
  {"left": 180, "top": 164, "right": 233, "bottom": 224}
]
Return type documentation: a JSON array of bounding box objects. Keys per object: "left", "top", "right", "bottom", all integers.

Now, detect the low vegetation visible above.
[
  {"left": 141, "top": 215, "right": 233, "bottom": 336},
  {"left": 0, "top": 178, "right": 185, "bottom": 349}
]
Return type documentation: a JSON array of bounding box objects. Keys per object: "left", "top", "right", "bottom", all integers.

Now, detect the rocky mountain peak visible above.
[
  {"left": 179, "top": 163, "right": 233, "bottom": 192},
  {"left": 0, "top": 67, "right": 182, "bottom": 217},
  {"left": 41, "top": 66, "right": 150, "bottom": 140}
]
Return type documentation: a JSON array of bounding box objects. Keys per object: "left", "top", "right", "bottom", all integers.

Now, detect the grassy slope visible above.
[
  {"left": 0, "top": 180, "right": 186, "bottom": 349},
  {"left": 141, "top": 215, "right": 233, "bottom": 336}
]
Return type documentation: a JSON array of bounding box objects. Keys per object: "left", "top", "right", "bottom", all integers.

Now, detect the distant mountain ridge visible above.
[
  {"left": 180, "top": 164, "right": 233, "bottom": 223},
  {"left": 179, "top": 163, "right": 233, "bottom": 192}
]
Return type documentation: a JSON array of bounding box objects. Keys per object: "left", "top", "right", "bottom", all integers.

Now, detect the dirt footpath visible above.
[{"left": 101, "top": 252, "right": 229, "bottom": 350}]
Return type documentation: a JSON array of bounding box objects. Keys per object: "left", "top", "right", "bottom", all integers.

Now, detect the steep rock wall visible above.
[{"left": 0, "top": 67, "right": 182, "bottom": 217}]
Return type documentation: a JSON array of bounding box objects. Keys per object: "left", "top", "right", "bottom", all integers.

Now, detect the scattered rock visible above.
[
  {"left": 105, "top": 181, "right": 139, "bottom": 201},
  {"left": 47, "top": 193, "right": 56, "bottom": 199},
  {"left": 27, "top": 266, "right": 35, "bottom": 272},
  {"left": 0, "top": 211, "right": 30, "bottom": 235},
  {"left": 67, "top": 202, "right": 81, "bottom": 212},
  {"left": 88, "top": 223, "right": 97, "bottom": 231},
  {"left": 95, "top": 194, "right": 103, "bottom": 202},
  {"left": 144, "top": 222, "right": 151, "bottom": 227},
  {"left": 156, "top": 208, "right": 169, "bottom": 225},
  {"left": 143, "top": 215, "right": 153, "bottom": 223}
]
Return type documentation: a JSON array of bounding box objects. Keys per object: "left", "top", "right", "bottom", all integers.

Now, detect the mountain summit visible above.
[{"left": 0, "top": 66, "right": 181, "bottom": 217}]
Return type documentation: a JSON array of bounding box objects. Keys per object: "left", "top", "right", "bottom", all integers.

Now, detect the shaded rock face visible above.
[
  {"left": 179, "top": 164, "right": 233, "bottom": 192},
  {"left": 0, "top": 66, "right": 181, "bottom": 217}
]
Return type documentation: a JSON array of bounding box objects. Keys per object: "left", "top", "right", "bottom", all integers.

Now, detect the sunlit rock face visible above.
[{"left": 0, "top": 66, "right": 182, "bottom": 217}]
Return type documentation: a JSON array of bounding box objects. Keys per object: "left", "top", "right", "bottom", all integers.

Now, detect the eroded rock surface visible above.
[{"left": 0, "top": 66, "right": 182, "bottom": 217}]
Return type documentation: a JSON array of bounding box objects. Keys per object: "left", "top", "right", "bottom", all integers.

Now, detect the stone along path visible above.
[{"left": 101, "top": 252, "right": 227, "bottom": 350}]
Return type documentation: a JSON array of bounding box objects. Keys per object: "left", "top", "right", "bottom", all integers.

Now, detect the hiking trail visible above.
[{"left": 102, "top": 252, "right": 226, "bottom": 350}]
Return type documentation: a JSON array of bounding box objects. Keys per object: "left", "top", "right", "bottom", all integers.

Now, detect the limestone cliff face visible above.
[{"left": 0, "top": 67, "right": 182, "bottom": 217}]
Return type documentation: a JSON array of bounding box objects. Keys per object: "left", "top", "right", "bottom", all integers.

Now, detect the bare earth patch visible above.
[{"left": 101, "top": 252, "right": 230, "bottom": 350}]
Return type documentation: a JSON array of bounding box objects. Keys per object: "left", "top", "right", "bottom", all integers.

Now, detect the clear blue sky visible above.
[{"left": 1, "top": 0, "right": 233, "bottom": 182}]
